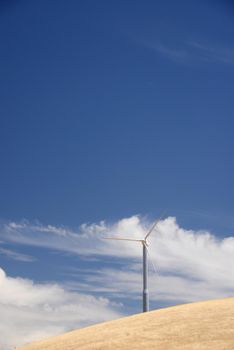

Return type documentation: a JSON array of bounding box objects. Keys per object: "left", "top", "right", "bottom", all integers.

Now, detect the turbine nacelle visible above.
[{"left": 103, "top": 237, "right": 148, "bottom": 246}]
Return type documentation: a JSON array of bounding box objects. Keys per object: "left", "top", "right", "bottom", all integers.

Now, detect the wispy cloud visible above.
[
  {"left": 188, "top": 41, "right": 234, "bottom": 64},
  {"left": 144, "top": 39, "right": 234, "bottom": 65},
  {"left": 0, "top": 216, "right": 146, "bottom": 257},
  {"left": 0, "top": 246, "right": 35, "bottom": 262},
  {"left": 145, "top": 41, "right": 188, "bottom": 63}
]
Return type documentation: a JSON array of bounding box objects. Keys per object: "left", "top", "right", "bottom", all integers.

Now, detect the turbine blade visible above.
[
  {"left": 102, "top": 237, "right": 143, "bottom": 242},
  {"left": 145, "top": 245, "right": 157, "bottom": 275},
  {"left": 144, "top": 211, "right": 166, "bottom": 240}
]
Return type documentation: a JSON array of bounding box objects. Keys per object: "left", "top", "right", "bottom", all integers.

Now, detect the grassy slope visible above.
[{"left": 17, "top": 297, "right": 234, "bottom": 350}]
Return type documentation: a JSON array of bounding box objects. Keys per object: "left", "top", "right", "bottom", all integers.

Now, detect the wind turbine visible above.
[{"left": 103, "top": 217, "right": 162, "bottom": 313}]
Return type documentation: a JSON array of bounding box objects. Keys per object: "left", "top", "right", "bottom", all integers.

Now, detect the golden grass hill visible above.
[{"left": 17, "top": 297, "right": 234, "bottom": 350}]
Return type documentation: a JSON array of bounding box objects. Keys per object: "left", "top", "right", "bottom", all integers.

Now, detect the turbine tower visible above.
[{"left": 103, "top": 217, "right": 162, "bottom": 313}]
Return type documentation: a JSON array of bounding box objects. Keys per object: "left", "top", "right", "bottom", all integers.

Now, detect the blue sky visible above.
[{"left": 0, "top": 1, "right": 234, "bottom": 349}]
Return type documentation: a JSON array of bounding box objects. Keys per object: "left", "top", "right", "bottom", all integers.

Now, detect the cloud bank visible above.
[
  {"left": 0, "top": 216, "right": 234, "bottom": 349},
  {"left": 60, "top": 216, "right": 234, "bottom": 303},
  {"left": 0, "top": 268, "right": 121, "bottom": 350}
]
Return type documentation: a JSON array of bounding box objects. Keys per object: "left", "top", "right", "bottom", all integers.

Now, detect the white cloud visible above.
[{"left": 0, "top": 268, "right": 122, "bottom": 350}]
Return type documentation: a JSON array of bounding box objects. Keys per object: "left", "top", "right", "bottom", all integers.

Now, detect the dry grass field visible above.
[{"left": 17, "top": 297, "right": 234, "bottom": 350}]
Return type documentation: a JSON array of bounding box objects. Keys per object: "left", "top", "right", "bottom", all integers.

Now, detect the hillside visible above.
[{"left": 17, "top": 297, "right": 234, "bottom": 350}]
